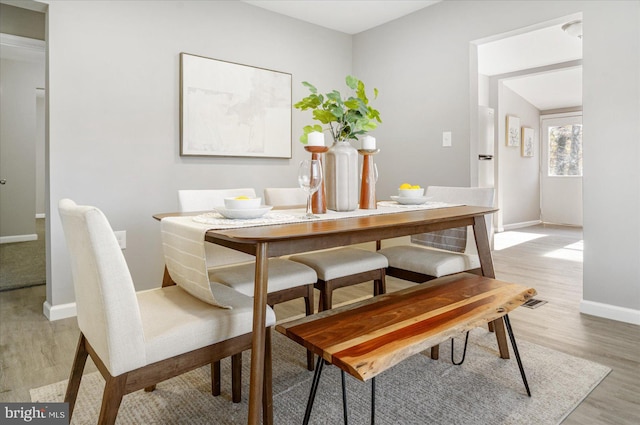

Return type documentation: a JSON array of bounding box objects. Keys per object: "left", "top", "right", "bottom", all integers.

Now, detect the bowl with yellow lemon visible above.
[
  {"left": 224, "top": 196, "right": 262, "bottom": 210},
  {"left": 390, "top": 183, "right": 429, "bottom": 205},
  {"left": 397, "top": 183, "right": 425, "bottom": 198}
]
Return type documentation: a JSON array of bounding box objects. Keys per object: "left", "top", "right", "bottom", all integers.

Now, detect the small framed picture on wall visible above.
[
  {"left": 506, "top": 115, "right": 520, "bottom": 147},
  {"left": 521, "top": 127, "right": 534, "bottom": 157}
]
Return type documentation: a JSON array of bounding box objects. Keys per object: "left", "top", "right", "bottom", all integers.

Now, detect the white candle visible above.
[
  {"left": 307, "top": 131, "right": 325, "bottom": 146},
  {"left": 362, "top": 135, "right": 376, "bottom": 150}
]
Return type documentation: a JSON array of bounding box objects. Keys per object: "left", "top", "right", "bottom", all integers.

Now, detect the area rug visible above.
[{"left": 31, "top": 328, "right": 610, "bottom": 424}]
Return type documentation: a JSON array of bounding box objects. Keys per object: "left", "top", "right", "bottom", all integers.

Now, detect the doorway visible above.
[
  {"left": 0, "top": 33, "right": 46, "bottom": 291},
  {"left": 540, "top": 113, "right": 583, "bottom": 226}
]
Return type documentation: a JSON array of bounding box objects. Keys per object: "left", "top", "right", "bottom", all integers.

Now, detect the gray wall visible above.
[
  {"left": 0, "top": 58, "right": 44, "bottom": 238},
  {"left": 352, "top": 0, "right": 640, "bottom": 318},
  {"left": 43, "top": 0, "right": 640, "bottom": 322},
  {"left": 45, "top": 0, "right": 352, "bottom": 308}
]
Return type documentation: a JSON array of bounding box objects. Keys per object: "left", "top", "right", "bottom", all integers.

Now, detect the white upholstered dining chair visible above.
[
  {"left": 58, "top": 199, "right": 275, "bottom": 425},
  {"left": 177, "top": 188, "right": 318, "bottom": 401},
  {"left": 264, "top": 187, "right": 389, "bottom": 312},
  {"left": 378, "top": 186, "right": 495, "bottom": 282}
]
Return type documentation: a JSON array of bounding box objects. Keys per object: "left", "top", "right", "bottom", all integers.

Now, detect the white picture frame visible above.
[
  {"left": 506, "top": 115, "right": 521, "bottom": 147},
  {"left": 180, "top": 53, "right": 292, "bottom": 158},
  {"left": 521, "top": 127, "right": 534, "bottom": 157}
]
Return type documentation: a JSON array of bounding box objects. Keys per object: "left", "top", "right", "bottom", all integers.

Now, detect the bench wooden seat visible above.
[{"left": 276, "top": 272, "right": 536, "bottom": 424}]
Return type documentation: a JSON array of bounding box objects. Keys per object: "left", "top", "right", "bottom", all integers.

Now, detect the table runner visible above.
[
  {"left": 191, "top": 201, "right": 459, "bottom": 229},
  {"left": 161, "top": 201, "right": 460, "bottom": 305}
]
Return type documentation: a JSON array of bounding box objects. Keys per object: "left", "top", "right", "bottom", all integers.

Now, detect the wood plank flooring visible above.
[{"left": 0, "top": 224, "right": 638, "bottom": 424}]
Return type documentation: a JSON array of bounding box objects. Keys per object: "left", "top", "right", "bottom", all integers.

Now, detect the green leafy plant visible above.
[{"left": 294, "top": 75, "right": 381, "bottom": 144}]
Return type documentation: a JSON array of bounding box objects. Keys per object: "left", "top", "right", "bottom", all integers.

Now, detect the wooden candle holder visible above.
[
  {"left": 358, "top": 148, "right": 380, "bottom": 209},
  {"left": 304, "top": 145, "right": 329, "bottom": 214}
]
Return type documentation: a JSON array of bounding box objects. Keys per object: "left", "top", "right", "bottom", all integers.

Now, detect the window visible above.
[{"left": 548, "top": 124, "right": 583, "bottom": 176}]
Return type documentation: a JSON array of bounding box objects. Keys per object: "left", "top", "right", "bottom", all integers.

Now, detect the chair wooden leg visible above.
[
  {"left": 97, "top": 374, "right": 127, "bottom": 425},
  {"left": 232, "top": 353, "right": 242, "bottom": 403},
  {"left": 321, "top": 286, "right": 333, "bottom": 312},
  {"left": 430, "top": 345, "right": 440, "bottom": 360},
  {"left": 64, "top": 333, "right": 89, "bottom": 419},
  {"left": 373, "top": 270, "right": 387, "bottom": 296},
  {"left": 262, "top": 327, "right": 273, "bottom": 425},
  {"left": 304, "top": 285, "right": 315, "bottom": 371},
  {"left": 211, "top": 361, "right": 221, "bottom": 396},
  {"left": 144, "top": 385, "right": 156, "bottom": 392}
]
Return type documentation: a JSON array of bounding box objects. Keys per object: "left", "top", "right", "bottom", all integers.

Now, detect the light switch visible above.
[{"left": 442, "top": 131, "right": 452, "bottom": 147}]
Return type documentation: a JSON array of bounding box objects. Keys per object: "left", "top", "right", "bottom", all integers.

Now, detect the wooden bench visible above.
[{"left": 276, "top": 272, "right": 536, "bottom": 424}]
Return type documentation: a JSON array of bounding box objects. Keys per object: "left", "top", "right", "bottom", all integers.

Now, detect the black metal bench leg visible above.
[
  {"left": 341, "top": 370, "right": 348, "bottom": 424},
  {"left": 303, "top": 356, "right": 325, "bottom": 425},
  {"left": 371, "top": 377, "right": 376, "bottom": 425},
  {"left": 503, "top": 314, "right": 531, "bottom": 397}
]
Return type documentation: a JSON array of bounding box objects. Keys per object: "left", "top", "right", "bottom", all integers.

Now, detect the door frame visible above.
[{"left": 539, "top": 111, "right": 583, "bottom": 226}]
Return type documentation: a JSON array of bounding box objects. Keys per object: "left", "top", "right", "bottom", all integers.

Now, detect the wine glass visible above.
[{"left": 298, "top": 159, "right": 323, "bottom": 219}]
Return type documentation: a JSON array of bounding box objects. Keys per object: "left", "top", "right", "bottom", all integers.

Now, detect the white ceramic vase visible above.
[{"left": 325, "top": 139, "right": 358, "bottom": 211}]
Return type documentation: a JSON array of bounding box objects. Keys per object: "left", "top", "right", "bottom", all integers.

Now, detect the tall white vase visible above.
[{"left": 325, "top": 140, "right": 358, "bottom": 211}]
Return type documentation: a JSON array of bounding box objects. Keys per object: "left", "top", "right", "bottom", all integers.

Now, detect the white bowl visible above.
[
  {"left": 216, "top": 206, "right": 272, "bottom": 219},
  {"left": 398, "top": 188, "right": 425, "bottom": 198},
  {"left": 390, "top": 195, "right": 430, "bottom": 205},
  {"left": 224, "top": 197, "right": 262, "bottom": 210}
]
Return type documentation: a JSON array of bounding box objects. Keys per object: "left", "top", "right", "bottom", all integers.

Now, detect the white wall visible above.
[
  {"left": 45, "top": 0, "right": 352, "bottom": 314},
  {"left": 0, "top": 57, "right": 44, "bottom": 239},
  {"left": 353, "top": 0, "right": 640, "bottom": 322},
  {"left": 497, "top": 85, "right": 540, "bottom": 228}
]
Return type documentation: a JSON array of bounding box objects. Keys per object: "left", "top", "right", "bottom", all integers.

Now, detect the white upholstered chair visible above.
[
  {"left": 264, "top": 187, "right": 389, "bottom": 312},
  {"left": 379, "top": 186, "right": 495, "bottom": 282},
  {"left": 177, "top": 188, "right": 318, "bottom": 401},
  {"left": 58, "top": 199, "right": 276, "bottom": 425}
]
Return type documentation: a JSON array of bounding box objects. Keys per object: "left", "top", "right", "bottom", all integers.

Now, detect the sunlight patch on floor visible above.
[
  {"left": 493, "top": 231, "right": 546, "bottom": 251},
  {"left": 544, "top": 240, "right": 584, "bottom": 262}
]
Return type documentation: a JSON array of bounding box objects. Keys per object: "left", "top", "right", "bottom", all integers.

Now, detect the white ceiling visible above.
[
  {"left": 242, "top": 0, "right": 441, "bottom": 35},
  {"left": 478, "top": 23, "right": 583, "bottom": 111},
  {"left": 243, "top": 0, "right": 582, "bottom": 111}
]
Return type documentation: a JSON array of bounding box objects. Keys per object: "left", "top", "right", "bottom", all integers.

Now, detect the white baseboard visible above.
[
  {"left": 36, "top": 213, "right": 46, "bottom": 219},
  {"left": 43, "top": 300, "right": 77, "bottom": 321},
  {"left": 0, "top": 234, "right": 37, "bottom": 244},
  {"left": 580, "top": 300, "right": 640, "bottom": 325},
  {"left": 501, "top": 220, "right": 542, "bottom": 231}
]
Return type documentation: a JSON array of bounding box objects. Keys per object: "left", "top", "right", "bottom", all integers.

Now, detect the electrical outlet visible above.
[
  {"left": 442, "top": 131, "right": 452, "bottom": 147},
  {"left": 114, "top": 230, "right": 126, "bottom": 250}
]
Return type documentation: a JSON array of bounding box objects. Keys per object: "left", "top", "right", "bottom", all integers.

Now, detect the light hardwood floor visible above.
[{"left": 0, "top": 224, "right": 638, "bottom": 424}]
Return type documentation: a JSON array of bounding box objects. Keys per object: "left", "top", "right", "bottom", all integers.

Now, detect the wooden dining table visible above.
[{"left": 155, "top": 204, "right": 502, "bottom": 425}]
